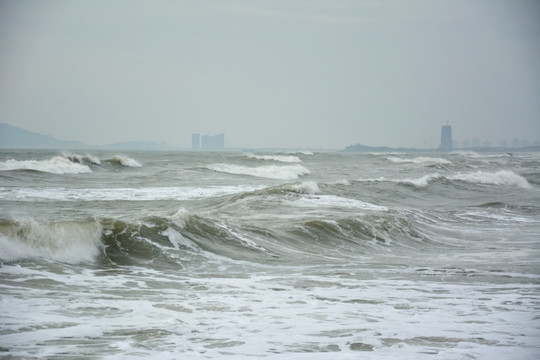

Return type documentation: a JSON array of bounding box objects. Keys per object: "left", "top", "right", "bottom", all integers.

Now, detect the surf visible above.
[{"left": 207, "top": 163, "right": 310, "bottom": 180}]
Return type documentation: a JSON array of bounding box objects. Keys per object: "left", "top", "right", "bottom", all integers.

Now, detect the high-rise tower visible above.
[
  {"left": 439, "top": 124, "right": 453, "bottom": 150},
  {"left": 192, "top": 133, "right": 200, "bottom": 150}
]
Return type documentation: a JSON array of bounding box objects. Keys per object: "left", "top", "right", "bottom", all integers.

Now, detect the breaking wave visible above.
[
  {"left": 400, "top": 170, "right": 532, "bottom": 189},
  {"left": 245, "top": 153, "right": 302, "bottom": 163},
  {"left": 386, "top": 156, "right": 451, "bottom": 165},
  {"left": 105, "top": 155, "right": 142, "bottom": 167},
  {"left": 62, "top": 153, "right": 101, "bottom": 165},
  {"left": 0, "top": 156, "right": 92, "bottom": 174},
  {"left": 0, "top": 153, "right": 143, "bottom": 174},
  {"left": 207, "top": 163, "right": 310, "bottom": 180},
  {"left": 0, "top": 218, "right": 102, "bottom": 263},
  {"left": 0, "top": 185, "right": 266, "bottom": 202},
  {"left": 0, "top": 206, "right": 428, "bottom": 266}
]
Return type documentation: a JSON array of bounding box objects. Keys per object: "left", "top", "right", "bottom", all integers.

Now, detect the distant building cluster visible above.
[
  {"left": 439, "top": 124, "right": 453, "bottom": 150},
  {"left": 192, "top": 133, "right": 224, "bottom": 150}
]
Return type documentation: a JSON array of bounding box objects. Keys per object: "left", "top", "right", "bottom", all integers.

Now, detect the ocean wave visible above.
[
  {"left": 62, "top": 152, "right": 101, "bottom": 165},
  {"left": 0, "top": 206, "right": 423, "bottom": 265},
  {"left": 0, "top": 185, "right": 265, "bottom": 202},
  {"left": 277, "top": 181, "right": 321, "bottom": 194},
  {"left": 400, "top": 170, "right": 532, "bottom": 189},
  {"left": 450, "top": 170, "right": 532, "bottom": 189},
  {"left": 245, "top": 153, "right": 302, "bottom": 163},
  {"left": 291, "top": 194, "right": 387, "bottom": 212},
  {"left": 450, "top": 151, "right": 511, "bottom": 159},
  {"left": 386, "top": 156, "right": 451, "bottom": 165},
  {"left": 105, "top": 155, "right": 142, "bottom": 167},
  {"left": 207, "top": 163, "right": 310, "bottom": 180},
  {"left": 0, "top": 218, "right": 102, "bottom": 263},
  {"left": 0, "top": 156, "right": 92, "bottom": 174}
]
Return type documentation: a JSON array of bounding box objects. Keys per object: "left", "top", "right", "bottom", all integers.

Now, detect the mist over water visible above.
[{"left": 1, "top": 149, "right": 539, "bottom": 359}]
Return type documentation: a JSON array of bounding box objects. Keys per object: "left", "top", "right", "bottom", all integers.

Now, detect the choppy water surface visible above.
[{"left": 1, "top": 150, "right": 539, "bottom": 359}]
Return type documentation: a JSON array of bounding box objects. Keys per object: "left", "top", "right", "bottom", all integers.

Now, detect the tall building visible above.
[
  {"left": 201, "top": 133, "right": 224, "bottom": 150},
  {"left": 192, "top": 133, "right": 200, "bottom": 150},
  {"left": 439, "top": 124, "right": 453, "bottom": 150}
]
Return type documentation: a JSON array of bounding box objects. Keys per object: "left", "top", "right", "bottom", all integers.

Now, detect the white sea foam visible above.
[
  {"left": 401, "top": 173, "right": 442, "bottom": 187},
  {"left": 0, "top": 185, "right": 265, "bottom": 202},
  {"left": 167, "top": 208, "right": 191, "bottom": 228},
  {"left": 161, "top": 227, "right": 199, "bottom": 251},
  {"left": 208, "top": 163, "right": 310, "bottom": 180},
  {"left": 451, "top": 150, "right": 511, "bottom": 159},
  {"left": 449, "top": 170, "right": 532, "bottom": 189},
  {"left": 246, "top": 153, "right": 302, "bottom": 163},
  {"left": 400, "top": 170, "right": 532, "bottom": 189},
  {"left": 279, "top": 181, "right": 321, "bottom": 194},
  {"left": 0, "top": 219, "right": 102, "bottom": 263},
  {"left": 0, "top": 156, "right": 92, "bottom": 174},
  {"left": 107, "top": 155, "right": 142, "bottom": 167},
  {"left": 293, "top": 194, "right": 387, "bottom": 211},
  {"left": 386, "top": 156, "right": 451, "bottom": 165}
]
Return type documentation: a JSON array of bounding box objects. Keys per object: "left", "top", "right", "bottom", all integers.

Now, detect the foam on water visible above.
[
  {"left": 279, "top": 181, "right": 321, "bottom": 194},
  {"left": 386, "top": 156, "right": 451, "bottom": 165},
  {"left": 1, "top": 150, "right": 539, "bottom": 359},
  {"left": 450, "top": 170, "right": 532, "bottom": 189},
  {"left": 106, "top": 155, "right": 142, "bottom": 167},
  {"left": 292, "top": 194, "right": 387, "bottom": 211},
  {"left": 0, "top": 156, "right": 92, "bottom": 174},
  {"left": 0, "top": 185, "right": 265, "bottom": 201},
  {"left": 0, "top": 219, "right": 102, "bottom": 263},
  {"left": 207, "top": 163, "right": 311, "bottom": 180},
  {"left": 398, "top": 170, "right": 532, "bottom": 189},
  {"left": 246, "top": 153, "right": 302, "bottom": 163}
]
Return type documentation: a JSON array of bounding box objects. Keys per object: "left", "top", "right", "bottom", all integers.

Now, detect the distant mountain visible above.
[
  {"left": 0, "top": 123, "right": 181, "bottom": 150},
  {"left": 0, "top": 123, "right": 88, "bottom": 149}
]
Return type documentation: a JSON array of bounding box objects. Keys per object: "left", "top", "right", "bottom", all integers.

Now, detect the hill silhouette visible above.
[{"left": 0, "top": 123, "right": 87, "bottom": 149}]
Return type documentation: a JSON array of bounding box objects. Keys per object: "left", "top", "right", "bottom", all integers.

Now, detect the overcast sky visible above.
[{"left": 1, "top": 1, "right": 539, "bottom": 149}]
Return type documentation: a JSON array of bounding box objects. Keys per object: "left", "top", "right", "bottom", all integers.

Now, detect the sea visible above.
[{"left": 0, "top": 149, "right": 539, "bottom": 359}]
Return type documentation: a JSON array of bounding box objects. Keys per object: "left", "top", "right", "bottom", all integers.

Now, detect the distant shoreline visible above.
[{"left": 344, "top": 143, "right": 540, "bottom": 153}]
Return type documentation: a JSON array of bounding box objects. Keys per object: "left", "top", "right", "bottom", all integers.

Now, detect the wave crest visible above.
[
  {"left": 245, "top": 153, "right": 302, "bottom": 163},
  {"left": 386, "top": 156, "right": 451, "bottom": 165},
  {"left": 400, "top": 170, "right": 532, "bottom": 189},
  {"left": 62, "top": 153, "right": 101, "bottom": 165},
  {"left": 0, "top": 218, "right": 102, "bottom": 263},
  {"left": 450, "top": 170, "right": 532, "bottom": 189},
  {"left": 0, "top": 156, "right": 92, "bottom": 174},
  {"left": 105, "top": 155, "right": 142, "bottom": 167},
  {"left": 207, "top": 163, "right": 310, "bottom": 180}
]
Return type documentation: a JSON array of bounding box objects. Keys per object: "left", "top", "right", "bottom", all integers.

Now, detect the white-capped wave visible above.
[
  {"left": 386, "top": 156, "right": 451, "bottom": 165},
  {"left": 167, "top": 208, "right": 191, "bottom": 228},
  {"left": 62, "top": 153, "right": 101, "bottom": 165},
  {"left": 0, "top": 219, "right": 102, "bottom": 263},
  {"left": 284, "top": 150, "right": 314, "bottom": 156},
  {"left": 246, "top": 153, "right": 302, "bottom": 163},
  {"left": 0, "top": 185, "right": 265, "bottom": 202},
  {"left": 279, "top": 181, "right": 321, "bottom": 194},
  {"left": 401, "top": 174, "right": 443, "bottom": 187},
  {"left": 450, "top": 170, "right": 532, "bottom": 189},
  {"left": 106, "top": 155, "right": 142, "bottom": 167},
  {"left": 451, "top": 150, "right": 511, "bottom": 159},
  {"left": 207, "top": 163, "right": 310, "bottom": 180},
  {"left": 0, "top": 156, "right": 92, "bottom": 174},
  {"left": 400, "top": 170, "right": 532, "bottom": 189},
  {"left": 292, "top": 195, "right": 387, "bottom": 211}
]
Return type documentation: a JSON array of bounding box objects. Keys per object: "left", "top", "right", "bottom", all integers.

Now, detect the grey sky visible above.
[{"left": 1, "top": 0, "right": 539, "bottom": 149}]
